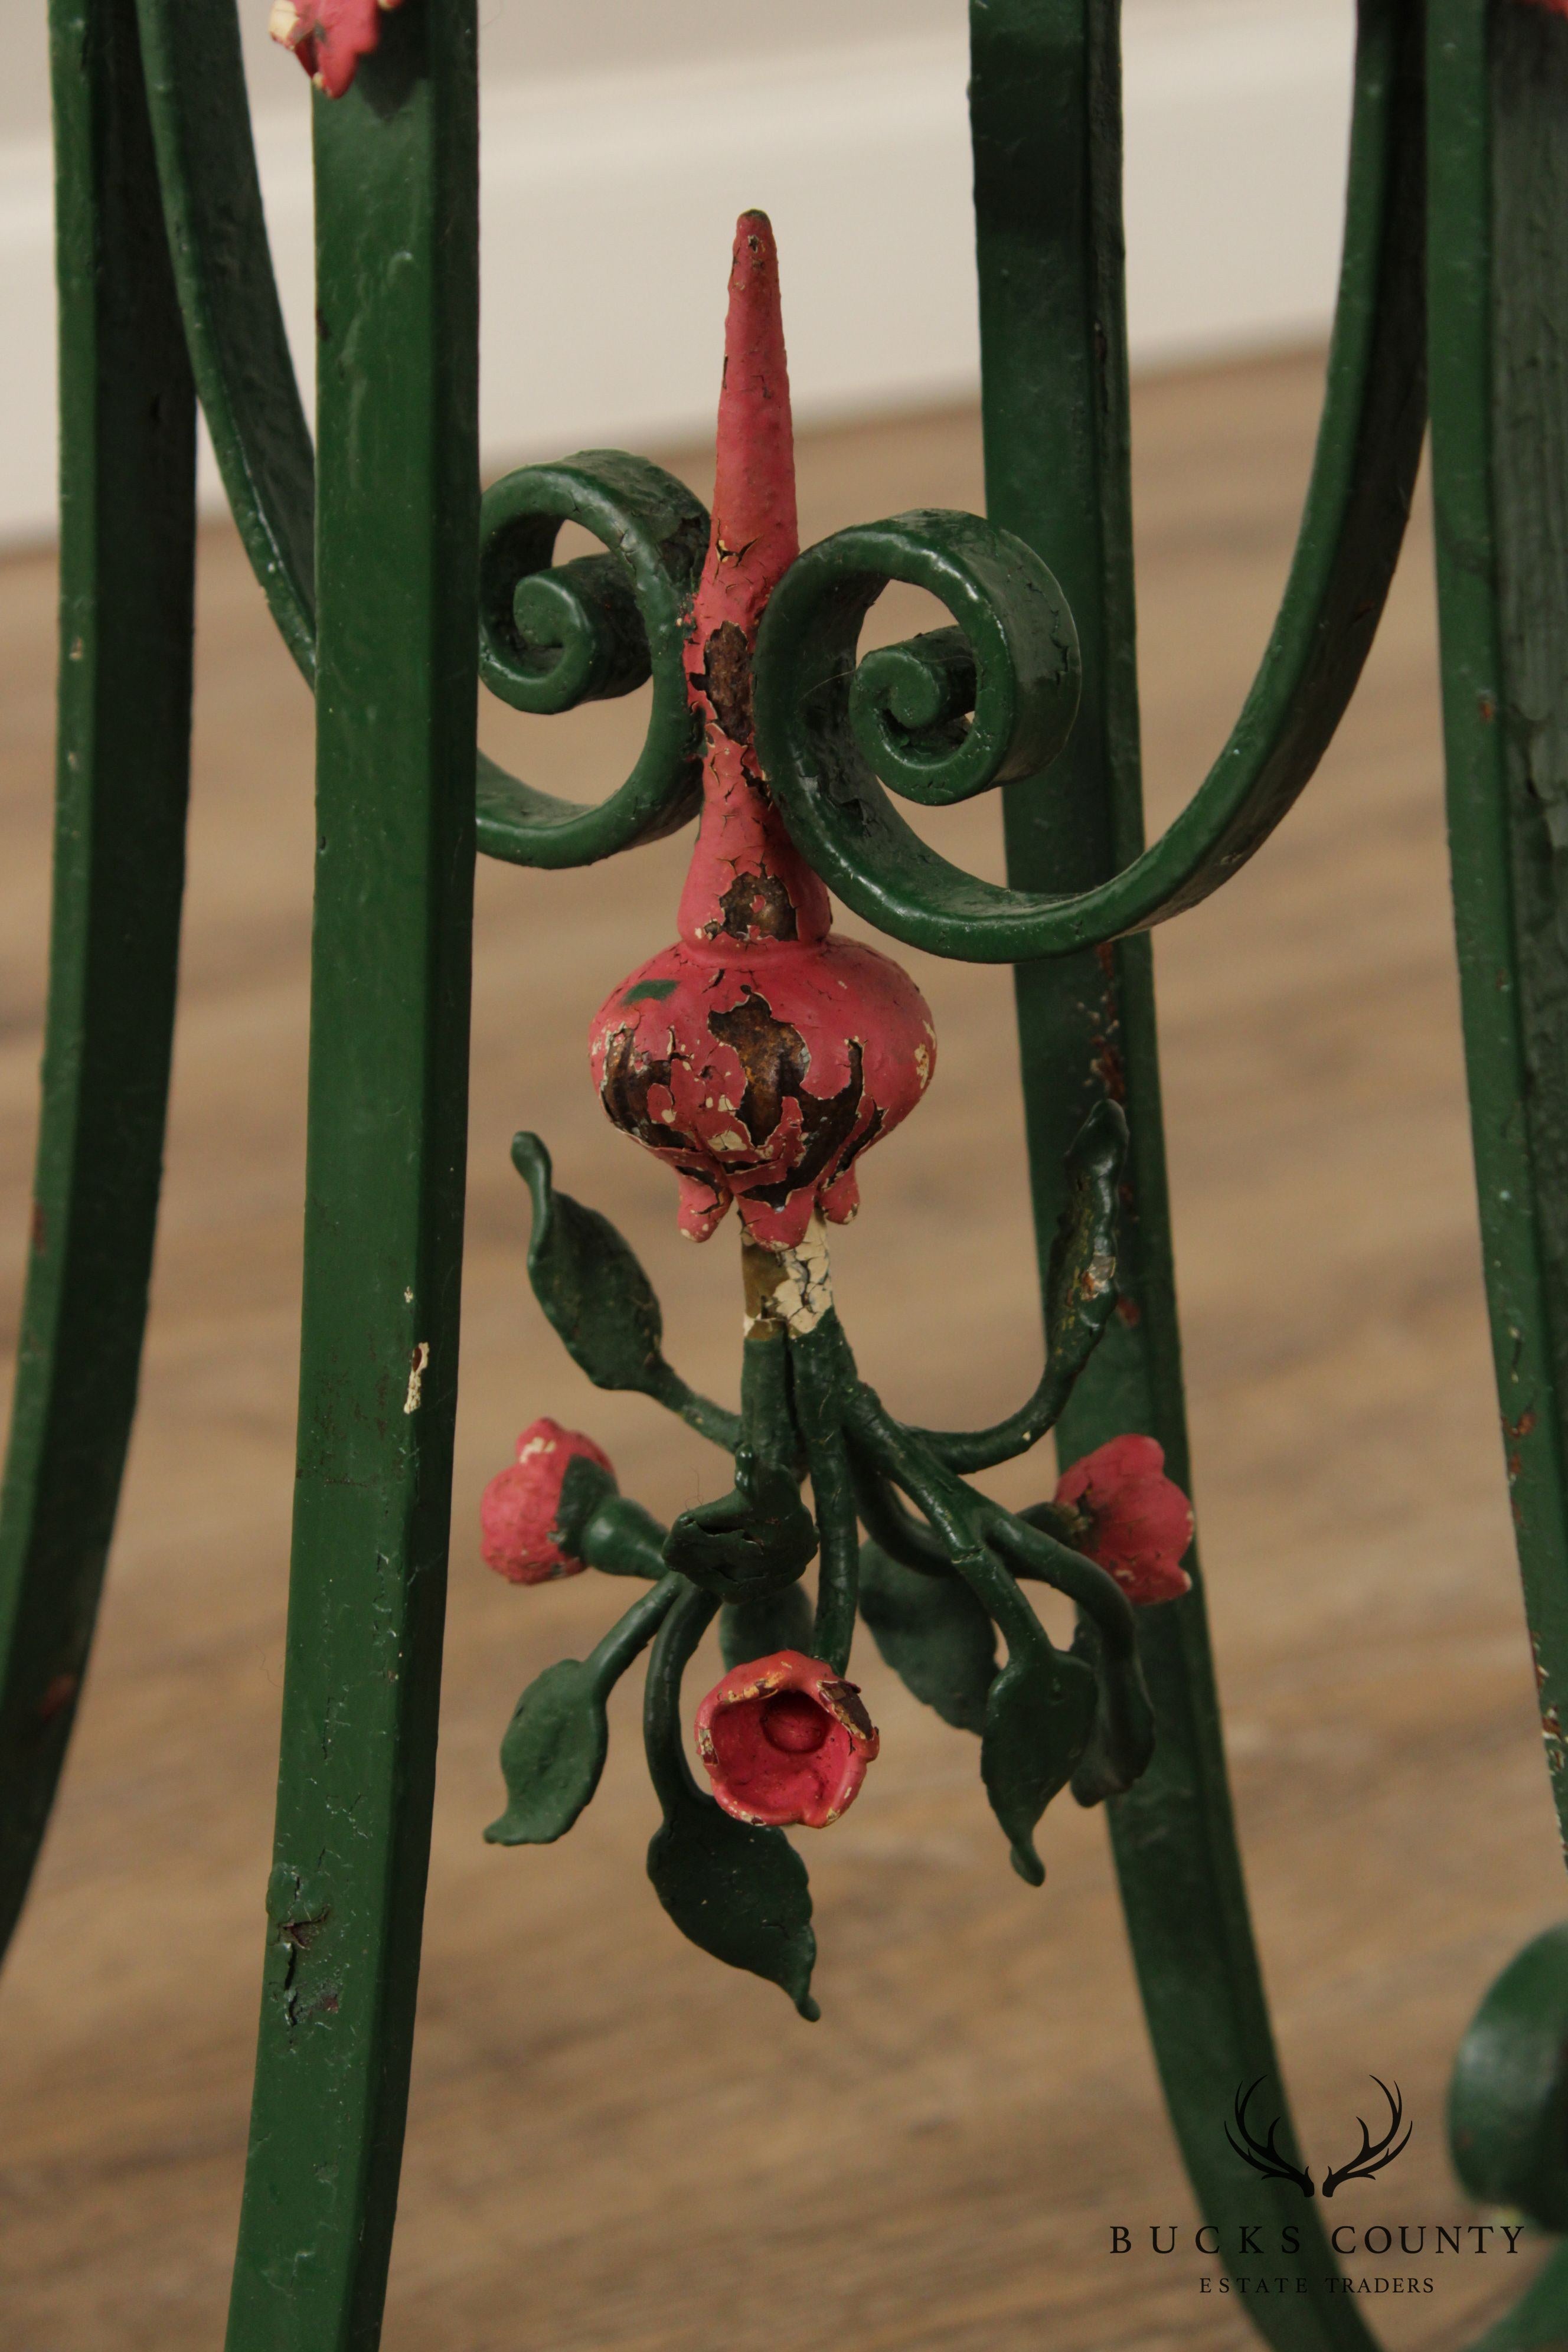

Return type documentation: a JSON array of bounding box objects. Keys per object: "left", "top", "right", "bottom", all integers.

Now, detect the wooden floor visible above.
[{"left": 0, "top": 350, "right": 1562, "bottom": 2351}]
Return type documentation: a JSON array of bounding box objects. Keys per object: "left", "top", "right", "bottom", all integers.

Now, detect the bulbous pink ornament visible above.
[
  {"left": 590, "top": 213, "right": 935, "bottom": 1251},
  {"left": 1054, "top": 1434, "right": 1193, "bottom": 1606},
  {"left": 695, "top": 1648, "right": 879, "bottom": 1828},
  {"left": 481, "top": 1417, "right": 615, "bottom": 1586}
]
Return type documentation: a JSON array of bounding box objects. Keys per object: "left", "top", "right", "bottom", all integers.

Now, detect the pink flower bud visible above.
[
  {"left": 268, "top": 0, "right": 403, "bottom": 100},
  {"left": 695, "top": 1648, "right": 879, "bottom": 1828},
  {"left": 481, "top": 1417, "right": 615, "bottom": 1585},
  {"left": 1054, "top": 1435, "right": 1194, "bottom": 1606}
]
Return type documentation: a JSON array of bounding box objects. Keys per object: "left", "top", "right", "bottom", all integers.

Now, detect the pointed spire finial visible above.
[
  {"left": 700, "top": 210, "right": 800, "bottom": 638},
  {"left": 591, "top": 210, "right": 936, "bottom": 1250}
]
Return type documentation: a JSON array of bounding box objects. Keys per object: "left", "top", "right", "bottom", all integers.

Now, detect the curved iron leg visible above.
[
  {"left": 224, "top": 8, "right": 479, "bottom": 2345},
  {"left": 0, "top": 0, "right": 197, "bottom": 1965}
]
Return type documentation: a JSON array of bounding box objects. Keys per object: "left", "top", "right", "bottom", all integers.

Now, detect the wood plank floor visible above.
[{"left": 0, "top": 349, "right": 1562, "bottom": 2351}]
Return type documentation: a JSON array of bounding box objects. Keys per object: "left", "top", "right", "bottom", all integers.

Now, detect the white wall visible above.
[
  {"left": 0, "top": 0, "right": 961, "bottom": 139},
  {"left": 0, "top": 0, "right": 1355, "bottom": 542}
]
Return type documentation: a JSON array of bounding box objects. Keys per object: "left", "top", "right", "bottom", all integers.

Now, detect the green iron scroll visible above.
[{"left": 4, "top": 0, "right": 1568, "bottom": 2346}]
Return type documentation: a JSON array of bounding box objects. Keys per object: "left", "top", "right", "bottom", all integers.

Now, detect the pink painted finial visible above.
[
  {"left": 677, "top": 214, "right": 829, "bottom": 954},
  {"left": 703, "top": 212, "right": 799, "bottom": 635},
  {"left": 589, "top": 213, "right": 936, "bottom": 1251}
]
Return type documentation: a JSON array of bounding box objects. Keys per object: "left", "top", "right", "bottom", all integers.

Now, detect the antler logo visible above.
[
  {"left": 1321, "top": 2078, "right": 1410, "bottom": 2197},
  {"left": 1226, "top": 2080, "right": 1315, "bottom": 2197},
  {"left": 1226, "top": 2077, "right": 1410, "bottom": 2200}
]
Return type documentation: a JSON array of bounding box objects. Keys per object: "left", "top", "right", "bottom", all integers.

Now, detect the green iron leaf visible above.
[
  {"left": 1068, "top": 1621, "right": 1157, "bottom": 1808},
  {"left": 1043, "top": 1099, "right": 1127, "bottom": 1397},
  {"left": 858, "top": 1540, "right": 997, "bottom": 1733},
  {"left": 485, "top": 1660, "right": 609, "bottom": 1845},
  {"left": 664, "top": 1453, "right": 818, "bottom": 1599},
  {"left": 486, "top": 1576, "right": 681, "bottom": 1842},
  {"left": 512, "top": 1131, "right": 667, "bottom": 1394},
  {"left": 981, "top": 1644, "right": 1099, "bottom": 1885},
  {"left": 720, "top": 1583, "right": 815, "bottom": 1670},
  {"left": 647, "top": 1776, "right": 819, "bottom": 2019}
]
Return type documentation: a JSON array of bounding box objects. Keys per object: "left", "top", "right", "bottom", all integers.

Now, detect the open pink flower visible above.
[
  {"left": 481, "top": 1418, "right": 615, "bottom": 1585},
  {"left": 695, "top": 1649, "right": 878, "bottom": 1828},
  {"left": 269, "top": 0, "right": 403, "bottom": 100},
  {"left": 1054, "top": 1435, "right": 1193, "bottom": 1605}
]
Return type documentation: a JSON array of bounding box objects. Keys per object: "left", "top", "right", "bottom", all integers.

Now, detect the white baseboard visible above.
[{"left": 0, "top": 0, "right": 1354, "bottom": 546}]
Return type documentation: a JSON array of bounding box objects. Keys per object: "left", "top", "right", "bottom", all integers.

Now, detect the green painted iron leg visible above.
[
  {"left": 0, "top": 0, "right": 197, "bottom": 1963},
  {"left": 1431, "top": 0, "right": 1568, "bottom": 1863},
  {"left": 224, "top": 9, "right": 479, "bottom": 2347},
  {"left": 1425, "top": 9, "right": 1568, "bottom": 2333},
  {"left": 972, "top": 2, "right": 1407, "bottom": 2341}
]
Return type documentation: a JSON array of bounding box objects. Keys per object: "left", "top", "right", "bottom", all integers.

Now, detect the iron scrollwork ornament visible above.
[{"left": 476, "top": 215, "right": 1193, "bottom": 2017}]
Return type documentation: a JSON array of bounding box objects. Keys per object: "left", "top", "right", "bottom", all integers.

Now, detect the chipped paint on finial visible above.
[
  {"left": 676, "top": 210, "right": 828, "bottom": 955},
  {"left": 590, "top": 213, "right": 937, "bottom": 1252}
]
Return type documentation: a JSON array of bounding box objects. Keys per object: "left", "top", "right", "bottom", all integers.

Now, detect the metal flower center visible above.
[{"left": 760, "top": 1691, "right": 830, "bottom": 1755}]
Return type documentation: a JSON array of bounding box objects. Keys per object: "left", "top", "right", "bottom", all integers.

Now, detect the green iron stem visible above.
[
  {"left": 739, "top": 1322, "right": 799, "bottom": 1472},
  {"left": 787, "top": 1322, "right": 860, "bottom": 1673},
  {"left": 840, "top": 1376, "right": 1046, "bottom": 1666},
  {"left": 846, "top": 1443, "right": 953, "bottom": 1576},
  {"left": 982, "top": 1504, "right": 1135, "bottom": 1660},
  {"left": 587, "top": 1573, "right": 684, "bottom": 1693},
  {"left": 643, "top": 1583, "right": 720, "bottom": 1817},
  {"left": 646, "top": 1361, "right": 743, "bottom": 1454},
  {"left": 582, "top": 1492, "right": 673, "bottom": 1580}
]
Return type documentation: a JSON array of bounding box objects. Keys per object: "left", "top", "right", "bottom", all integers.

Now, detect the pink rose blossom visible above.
[
  {"left": 695, "top": 1648, "right": 879, "bottom": 1828},
  {"left": 481, "top": 1418, "right": 614, "bottom": 1586},
  {"left": 1054, "top": 1434, "right": 1193, "bottom": 1606}
]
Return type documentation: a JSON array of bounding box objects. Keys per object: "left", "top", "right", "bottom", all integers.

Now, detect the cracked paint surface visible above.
[
  {"left": 742, "top": 1222, "right": 833, "bottom": 1337},
  {"left": 590, "top": 212, "right": 935, "bottom": 1251}
]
